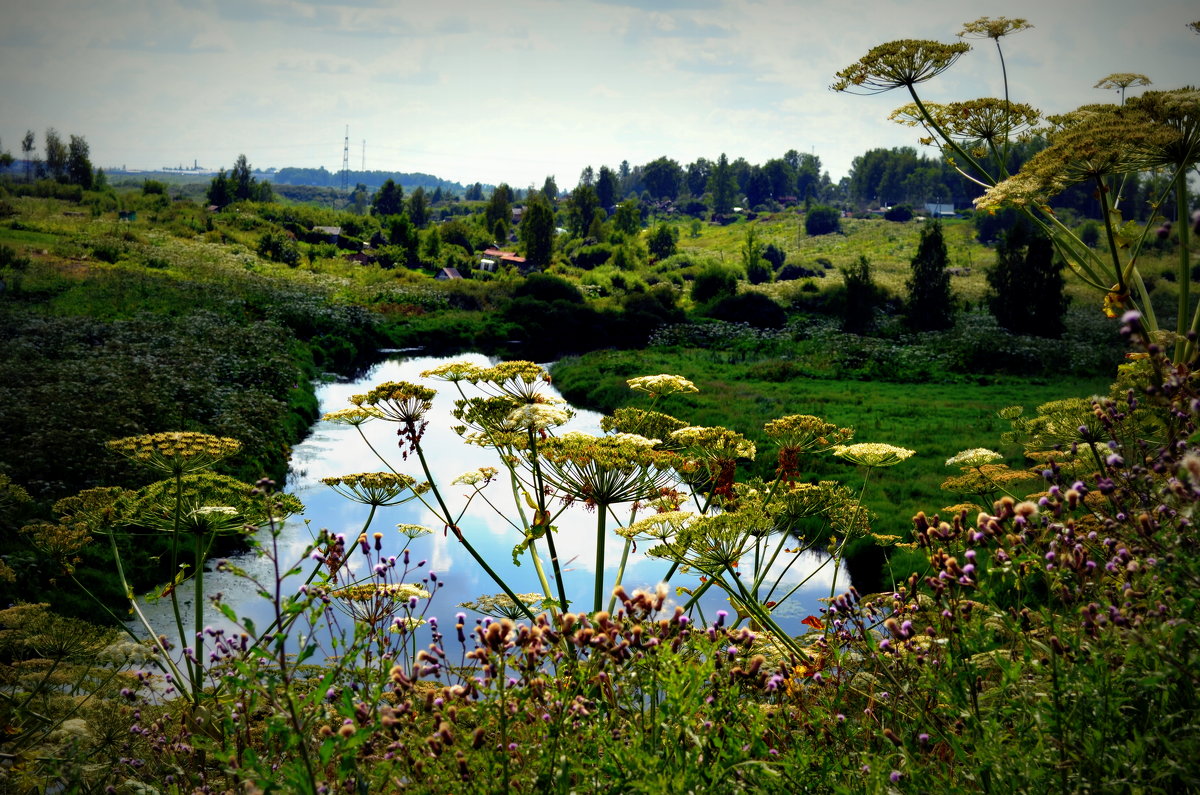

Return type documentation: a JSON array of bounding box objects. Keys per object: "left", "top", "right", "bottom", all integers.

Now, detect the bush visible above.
[
  {"left": 701, "top": 292, "right": 787, "bottom": 329},
  {"left": 512, "top": 272, "right": 585, "bottom": 304},
  {"left": 690, "top": 265, "right": 739, "bottom": 304},
  {"left": 884, "top": 203, "right": 914, "bottom": 222},
  {"left": 804, "top": 205, "right": 841, "bottom": 236}
]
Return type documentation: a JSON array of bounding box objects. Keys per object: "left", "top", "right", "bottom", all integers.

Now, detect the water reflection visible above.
[{"left": 137, "top": 353, "right": 834, "bottom": 648}]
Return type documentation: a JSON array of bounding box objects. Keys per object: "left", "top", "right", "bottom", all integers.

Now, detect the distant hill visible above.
[{"left": 271, "top": 167, "right": 469, "bottom": 195}]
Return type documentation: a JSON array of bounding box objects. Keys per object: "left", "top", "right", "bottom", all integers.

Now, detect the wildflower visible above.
[
  {"left": 539, "top": 433, "right": 679, "bottom": 507},
  {"left": 506, "top": 403, "right": 573, "bottom": 432},
  {"left": 945, "top": 448, "right": 1003, "bottom": 468},
  {"left": 832, "top": 39, "right": 971, "bottom": 94},
  {"left": 107, "top": 431, "right": 242, "bottom": 476},
  {"left": 832, "top": 442, "right": 915, "bottom": 468},
  {"left": 600, "top": 407, "right": 689, "bottom": 445},
  {"left": 474, "top": 361, "right": 552, "bottom": 401},
  {"left": 626, "top": 374, "right": 699, "bottom": 399},
  {"left": 321, "top": 406, "right": 383, "bottom": 427},
  {"left": 321, "top": 472, "right": 428, "bottom": 506},
  {"left": 350, "top": 381, "right": 436, "bottom": 425},
  {"left": 958, "top": 16, "right": 1033, "bottom": 40},
  {"left": 617, "top": 510, "right": 696, "bottom": 541},
  {"left": 396, "top": 523, "right": 433, "bottom": 538},
  {"left": 1094, "top": 72, "right": 1151, "bottom": 103},
  {"left": 459, "top": 592, "right": 546, "bottom": 620},
  {"left": 420, "top": 360, "right": 485, "bottom": 382},
  {"left": 451, "top": 467, "right": 499, "bottom": 487},
  {"left": 765, "top": 414, "right": 854, "bottom": 481}
]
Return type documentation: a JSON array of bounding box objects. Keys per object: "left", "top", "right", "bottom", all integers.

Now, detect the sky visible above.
[{"left": 1, "top": 0, "right": 1196, "bottom": 189}]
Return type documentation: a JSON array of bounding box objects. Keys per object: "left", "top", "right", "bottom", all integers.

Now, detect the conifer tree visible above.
[
  {"left": 987, "top": 223, "right": 1068, "bottom": 337},
  {"left": 906, "top": 219, "right": 955, "bottom": 331}
]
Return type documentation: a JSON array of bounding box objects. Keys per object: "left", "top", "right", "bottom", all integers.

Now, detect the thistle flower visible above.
[
  {"left": 107, "top": 431, "right": 242, "bottom": 476},
  {"left": 945, "top": 448, "right": 1003, "bottom": 469},
  {"left": 832, "top": 39, "right": 971, "bottom": 94},
  {"left": 321, "top": 472, "right": 428, "bottom": 506},
  {"left": 627, "top": 374, "right": 699, "bottom": 399},
  {"left": 832, "top": 443, "right": 915, "bottom": 468}
]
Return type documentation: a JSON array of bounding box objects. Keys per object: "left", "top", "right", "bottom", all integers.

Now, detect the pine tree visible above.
[
  {"left": 987, "top": 223, "right": 1068, "bottom": 337},
  {"left": 906, "top": 219, "right": 955, "bottom": 331}
]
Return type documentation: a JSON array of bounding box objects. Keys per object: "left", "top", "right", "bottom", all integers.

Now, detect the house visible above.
[
  {"left": 924, "top": 203, "right": 956, "bottom": 218},
  {"left": 479, "top": 258, "right": 497, "bottom": 273},
  {"left": 481, "top": 247, "right": 529, "bottom": 270},
  {"left": 436, "top": 267, "right": 463, "bottom": 280},
  {"left": 312, "top": 226, "right": 342, "bottom": 244}
]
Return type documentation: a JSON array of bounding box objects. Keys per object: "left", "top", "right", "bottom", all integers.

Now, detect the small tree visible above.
[
  {"left": 905, "top": 219, "right": 955, "bottom": 331},
  {"left": 840, "top": 255, "right": 884, "bottom": 334},
  {"left": 742, "top": 225, "right": 771, "bottom": 284},
  {"left": 519, "top": 192, "right": 556, "bottom": 266},
  {"left": 647, "top": 224, "right": 678, "bottom": 260},
  {"left": 612, "top": 199, "right": 641, "bottom": 238},
  {"left": 987, "top": 223, "right": 1068, "bottom": 338},
  {"left": 408, "top": 187, "right": 429, "bottom": 227},
  {"left": 805, "top": 205, "right": 840, "bottom": 236},
  {"left": 372, "top": 179, "right": 405, "bottom": 217},
  {"left": 691, "top": 265, "right": 739, "bottom": 304},
  {"left": 708, "top": 153, "right": 736, "bottom": 217}
]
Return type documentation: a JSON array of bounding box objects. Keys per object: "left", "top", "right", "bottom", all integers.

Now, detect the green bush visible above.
[{"left": 805, "top": 205, "right": 841, "bottom": 236}]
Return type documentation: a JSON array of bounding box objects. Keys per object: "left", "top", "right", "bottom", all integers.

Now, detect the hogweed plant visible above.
[{"left": 835, "top": 16, "right": 1200, "bottom": 362}]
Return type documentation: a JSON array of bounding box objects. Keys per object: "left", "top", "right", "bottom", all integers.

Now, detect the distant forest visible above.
[{"left": 270, "top": 166, "right": 466, "bottom": 194}]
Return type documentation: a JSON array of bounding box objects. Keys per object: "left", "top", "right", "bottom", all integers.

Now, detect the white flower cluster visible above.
[
  {"left": 832, "top": 443, "right": 915, "bottom": 468},
  {"left": 945, "top": 448, "right": 1003, "bottom": 468},
  {"left": 627, "top": 374, "right": 699, "bottom": 397},
  {"left": 98, "top": 640, "right": 159, "bottom": 666}
]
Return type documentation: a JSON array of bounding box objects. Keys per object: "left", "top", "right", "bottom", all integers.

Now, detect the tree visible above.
[
  {"left": 486, "top": 184, "right": 512, "bottom": 238},
  {"left": 612, "top": 199, "right": 641, "bottom": 238},
  {"left": 805, "top": 205, "right": 841, "bottom": 236},
  {"left": 232, "top": 154, "right": 254, "bottom": 201},
  {"left": 207, "top": 170, "right": 231, "bottom": 207},
  {"left": 21, "top": 131, "right": 35, "bottom": 181},
  {"left": 0, "top": 139, "right": 12, "bottom": 170},
  {"left": 567, "top": 184, "right": 600, "bottom": 238},
  {"left": 685, "top": 158, "right": 711, "bottom": 197},
  {"left": 708, "top": 153, "right": 736, "bottom": 216},
  {"left": 67, "top": 135, "right": 93, "bottom": 189},
  {"left": 743, "top": 225, "right": 771, "bottom": 284},
  {"left": 762, "top": 242, "right": 786, "bottom": 270},
  {"left": 987, "top": 223, "right": 1068, "bottom": 337},
  {"left": 744, "top": 167, "right": 771, "bottom": 208},
  {"left": 44, "top": 128, "right": 67, "bottom": 181},
  {"left": 407, "top": 186, "right": 429, "bottom": 227},
  {"left": 465, "top": 182, "right": 484, "bottom": 201},
  {"left": 762, "top": 158, "right": 795, "bottom": 201},
  {"left": 906, "top": 219, "right": 955, "bottom": 331},
  {"left": 579, "top": 166, "right": 595, "bottom": 187},
  {"left": 691, "top": 265, "right": 738, "bottom": 304},
  {"left": 641, "top": 156, "right": 683, "bottom": 201},
  {"left": 542, "top": 175, "right": 558, "bottom": 200},
  {"left": 596, "top": 166, "right": 617, "bottom": 209},
  {"left": 372, "top": 179, "right": 405, "bottom": 217},
  {"left": 647, "top": 224, "right": 678, "bottom": 259},
  {"left": 520, "top": 192, "right": 556, "bottom": 266},
  {"left": 840, "top": 255, "right": 885, "bottom": 334}
]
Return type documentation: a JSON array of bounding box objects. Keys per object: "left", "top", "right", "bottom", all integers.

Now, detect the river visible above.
[{"left": 136, "top": 352, "right": 835, "bottom": 655}]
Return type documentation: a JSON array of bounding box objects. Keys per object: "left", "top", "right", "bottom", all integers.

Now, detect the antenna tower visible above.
[{"left": 341, "top": 125, "right": 350, "bottom": 192}]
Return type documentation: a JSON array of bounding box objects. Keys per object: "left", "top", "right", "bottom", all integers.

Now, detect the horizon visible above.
[{"left": 2, "top": 1, "right": 1197, "bottom": 189}]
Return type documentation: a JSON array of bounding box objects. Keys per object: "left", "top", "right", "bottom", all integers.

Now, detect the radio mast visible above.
[{"left": 340, "top": 126, "right": 350, "bottom": 192}]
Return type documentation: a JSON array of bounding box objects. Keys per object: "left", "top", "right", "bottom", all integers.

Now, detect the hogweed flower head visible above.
[
  {"left": 539, "top": 432, "right": 679, "bottom": 507},
  {"left": 945, "top": 448, "right": 1003, "bottom": 469},
  {"left": 506, "top": 402, "right": 573, "bottom": 432},
  {"left": 832, "top": 442, "right": 915, "bottom": 468},
  {"left": 420, "top": 360, "right": 485, "bottom": 383},
  {"left": 474, "top": 361, "right": 552, "bottom": 401},
  {"left": 321, "top": 406, "right": 384, "bottom": 427},
  {"left": 832, "top": 39, "right": 971, "bottom": 94},
  {"left": 321, "top": 472, "right": 428, "bottom": 506},
  {"left": 396, "top": 523, "right": 433, "bottom": 539},
  {"left": 460, "top": 592, "right": 546, "bottom": 620},
  {"left": 616, "top": 510, "right": 696, "bottom": 541},
  {"left": 1094, "top": 73, "right": 1152, "bottom": 103},
  {"left": 351, "top": 381, "right": 436, "bottom": 425},
  {"left": 451, "top": 467, "right": 500, "bottom": 487},
  {"left": 600, "top": 407, "right": 688, "bottom": 445},
  {"left": 958, "top": 16, "right": 1033, "bottom": 41},
  {"left": 627, "top": 374, "right": 699, "bottom": 399},
  {"left": 107, "top": 431, "right": 242, "bottom": 476}
]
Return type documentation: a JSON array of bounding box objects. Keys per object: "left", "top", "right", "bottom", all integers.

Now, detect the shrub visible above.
[
  {"left": 690, "top": 264, "right": 739, "bottom": 304},
  {"left": 701, "top": 292, "right": 787, "bottom": 329},
  {"left": 804, "top": 205, "right": 841, "bottom": 236}
]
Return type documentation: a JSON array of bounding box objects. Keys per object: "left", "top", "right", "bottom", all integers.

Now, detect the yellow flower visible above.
[
  {"left": 958, "top": 16, "right": 1033, "bottom": 40},
  {"left": 321, "top": 406, "right": 383, "bottom": 426},
  {"left": 832, "top": 39, "right": 971, "bottom": 94},
  {"left": 106, "top": 431, "right": 242, "bottom": 476},
  {"left": 351, "top": 381, "right": 436, "bottom": 424},
  {"left": 321, "top": 472, "right": 428, "bottom": 506}
]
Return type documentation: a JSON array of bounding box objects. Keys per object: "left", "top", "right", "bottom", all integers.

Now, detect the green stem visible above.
[
  {"left": 593, "top": 508, "right": 607, "bottom": 613},
  {"left": 607, "top": 536, "right": 632, "bottom": 614},
  {"left": 414, "top": 443, "right": 538, "bottom": 622},
  {"left": 1175, "top": 175, "right": 1193, "bottom": 362}
]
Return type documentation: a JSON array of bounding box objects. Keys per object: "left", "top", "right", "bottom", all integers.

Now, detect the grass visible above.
[{"left": 552, "top": 347, "right": 1112, "bottom": 543}]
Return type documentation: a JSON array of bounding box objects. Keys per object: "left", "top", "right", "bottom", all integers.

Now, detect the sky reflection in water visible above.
[{"left": 139, "top": 353, "right": 835, "bottom": 650}]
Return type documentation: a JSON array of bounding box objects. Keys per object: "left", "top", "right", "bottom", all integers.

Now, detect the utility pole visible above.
[{"left": 341, "top": 125, "right": 350, "bottom": 192}]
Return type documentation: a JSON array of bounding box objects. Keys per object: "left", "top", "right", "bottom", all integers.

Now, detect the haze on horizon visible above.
[{"left": 2, "top": 0, "right": 1196, "bottom": 190}]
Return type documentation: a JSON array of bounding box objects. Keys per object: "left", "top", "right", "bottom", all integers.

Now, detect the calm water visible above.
[{"left": 136, "top": 353, "right": 834, "bottom": 652}]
